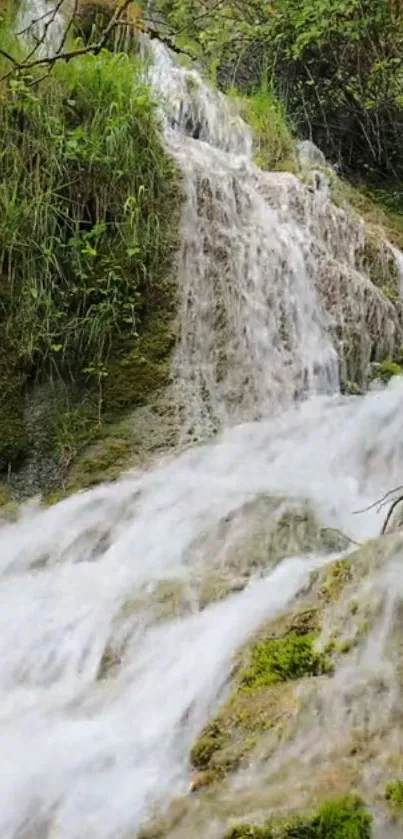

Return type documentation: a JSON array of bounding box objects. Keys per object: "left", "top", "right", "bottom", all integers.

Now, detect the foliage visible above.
[
  {"left": 224, "top": 796, "right": 372, "bottom": 839},
  {"left": 232, "top": 82, "right": 297, "bottom": 172},
  {"left": 385, "top": 779, "right": 403, "bottom": 806},
  {"left": 239, "top": 633, "right": 331, "bottom": 691},
  {"left": 0, "top": 36, "right": 180, "bottom": 474}
]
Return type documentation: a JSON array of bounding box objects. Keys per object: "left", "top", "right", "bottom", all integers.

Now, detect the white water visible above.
[
  {"left": 2, "top": 24, "right": 403, "bottom": 839},
  {"left": 149, "top": 40, "right": 402, "bottom": 437}
]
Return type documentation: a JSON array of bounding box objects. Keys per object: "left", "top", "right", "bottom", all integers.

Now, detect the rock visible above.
[
  {"left": 181, "top": 535, "right": 403, "bottom": 836},
  {"left": 297, "top": 139, "right": 327, "bottom": 169}
]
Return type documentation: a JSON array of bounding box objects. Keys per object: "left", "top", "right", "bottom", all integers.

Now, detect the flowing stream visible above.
[{"left": 2, "top": 31, "right": 403, "bottom": 839}]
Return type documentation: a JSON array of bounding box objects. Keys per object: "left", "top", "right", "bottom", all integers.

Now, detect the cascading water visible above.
[
  {"left": 2, "top": 26, "right": 403, "bottom": 839},
  {"left": 149, "top": 41, "right": 402, "bottom": 437}
]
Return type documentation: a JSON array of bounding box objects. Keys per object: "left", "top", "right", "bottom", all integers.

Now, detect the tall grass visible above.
[
  {"left": 229, "top": 77, "right": 297, "bottom": 172},
  {"left": 0, "top": 45, "right": 179, "bottom": 380},
  {"left": 0, "top": 22, "right": 181, "bottom": 472}
]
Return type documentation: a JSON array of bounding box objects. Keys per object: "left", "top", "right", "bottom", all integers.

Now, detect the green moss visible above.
[
  {"left": 224, "top": 796, "right": 372, "bottom": 839},
  {"left": 190, "top": 678, "right": 295, "bottom": 780},
  {"left": 319, "top": 559, "right": 353, "bottom": 603},
  {"left": 369, "top": 360, "right": 403, "bottom": 384},
  {"left": 385, "top": 780, "right": 403, "bottom": 807},
  {"left": 342, "top": 382, "right": 363, "bottom": 397},
  {"left": 190, "top": 723, "right": 224, "bottom": 770},
  {"left": 239, "top": 633, "right": 331, "bottom": 692},
  {"left": 190, "top": 622, "right": 331, "bottom": 782},
  {"left": 0, "top": 484, "right": 11, "bottom": 507},
  {"left": 67, "top": 435, "right": 133, "bottom": 490},
  {"left": 0, "top": 350, "right": 30, "bottom": 473},
  {"left": 102, "top": 316, "right": 177, "bottom": 414}
]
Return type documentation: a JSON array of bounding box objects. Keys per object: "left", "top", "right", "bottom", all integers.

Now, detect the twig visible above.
[
  {"left": 382, "top": 494, "right": 403, "bottom": 535},
  {"left": 17, "top": 6, "right": 56, "bottom": 36},
  {"left": 353, "top": 485, "right": 403, "bottom": 515}
]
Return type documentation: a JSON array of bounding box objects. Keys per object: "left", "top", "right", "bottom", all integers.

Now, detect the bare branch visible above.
[
  {"left": 382, "top": 494, "right": 403, "bottom": 534},
  {"left": 353, "top": 485, "right": 403, "bottom": 515}
]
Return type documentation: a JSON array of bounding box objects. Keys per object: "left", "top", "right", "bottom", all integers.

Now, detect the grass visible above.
[
  {"left": 224, "top": 796, "right": 372, "bottom": 838},
  {"left": 228, "top": 80, "right": 297, "bottom": 172},
  {"left": 385, "top": 780, "right": 403, "bottom": 807},
  {"left": 0, "top": 22, "right": 181, "bottom": 479}
]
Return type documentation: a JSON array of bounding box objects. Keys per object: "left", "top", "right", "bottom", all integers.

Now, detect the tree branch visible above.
[
  {"left": 382, "top": 494, "right": 403, "bottom": 534},
  {"left": 0, "top": 0, "right": 192, "bottom": 83}
]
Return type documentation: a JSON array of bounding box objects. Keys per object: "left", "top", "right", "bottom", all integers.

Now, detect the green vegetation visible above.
[
  {"left": 0, "top": 22, "right": 181, "bottom": 483},
  {"left": 190, "top": 619, "right": 332, "bottom": 781},
  {"left": 239, "top": 633, "right": 331, "bottom": 691},
  {"left": 369, "top": 360, "right": 403, "bottom": 383},
  {"left": 385, "top": 780, "right": 403, "bottom": 807},
  {"left": 234, "top": 84, "right": 297, "bottom": 173},
  {"left": 319, "top": 559, "right": 353, "bottom": 603},
  {"left": 224, "top": 796, "right": 372, "bottom": 839}
]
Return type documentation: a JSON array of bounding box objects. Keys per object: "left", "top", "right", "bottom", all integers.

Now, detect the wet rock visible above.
[{"left": 297, "top": 139, "right": 327, "bottom": 169}]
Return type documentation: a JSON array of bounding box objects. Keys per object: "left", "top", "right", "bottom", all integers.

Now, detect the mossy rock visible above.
[
  {"left": 66, "top": 434, "right": 135, "bottom": 491},
  {"left": 0, "top": 353, "right": 30, "bottom": 474},
  {"left": 0, "top": 483, "right": 11, "bottom": 507},
  {"left": 369, "top": 360, "right": 403, "bottom": 384},
  {"left": 190, "top": 680, "right": 296, "bottom": 781},
  {"left": 103, "top": 317, "right": 176, "bottom": 414},
  {"left": 329, "top": 176, "right": 403, "bottom": 252},
  {"left": 318, "top": 559, "right": 354, "bottom": 603},
  {"left": 188, "top": 497, "right": 350, "bottom": 589},
  {"left": 341, "top": 381, "right": 363, "bottom": 396},
  {"left": 190, "top": 625, "right": 331, "bottom": 783},
  {"left": 358, "top": 229, "right": 400, "bottom": 292}
]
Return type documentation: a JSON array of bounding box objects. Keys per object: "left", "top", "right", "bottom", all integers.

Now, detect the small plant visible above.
[
  {"left": 239, "top": 632, "right": 331, "bottom": 691},
  {"left": 385, "top": 780, "right": 403, "bottom": 807}
]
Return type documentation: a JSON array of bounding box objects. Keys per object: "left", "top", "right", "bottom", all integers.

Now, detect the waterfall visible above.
[
  {"left": 149, "top": 40, "right": 402, "bottom": 438},
  {"left": 1, "top": 25, "right": 403, "bottom": 839}
]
